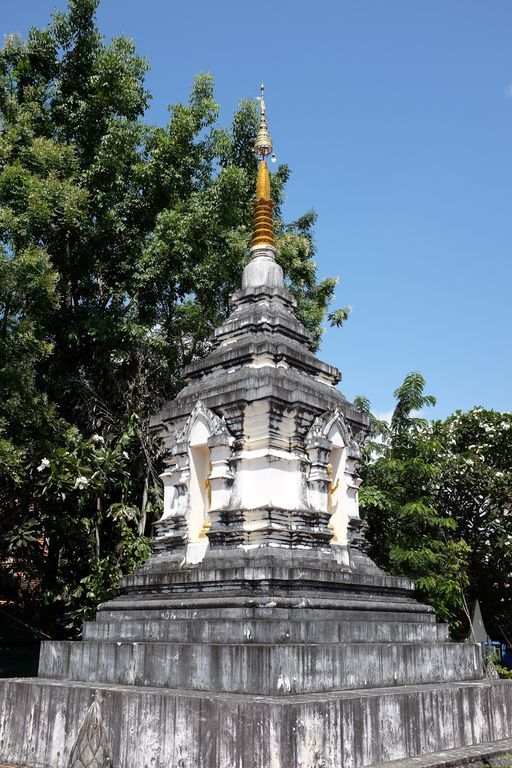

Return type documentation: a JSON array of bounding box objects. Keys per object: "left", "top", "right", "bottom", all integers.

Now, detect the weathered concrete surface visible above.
[
  {"left": 38, "top": 639, "right": 482, "bottom": 694},
  {"left": 0, "top": 550, "right": 504, "bottom": 767},
  {"left": 365, "top": 738, "right": 512, "bottom": 768},
  {"left": 82, "top": 617, "right": 449, "bottom": 643},
  {"left": 1, "top": 678, "right": 512, "bottom": 768},
  {"left": 99, "top": 548, "right": 436, "bottom": 620},
  {"left": 1, "top": 551, "right": 502, "bottom": 768},
  {"left": 94, "top": 605, "right": 439, "bottom": 624},
  {"left": 118, "top": 548, "right": 414, "bottom": 591}
]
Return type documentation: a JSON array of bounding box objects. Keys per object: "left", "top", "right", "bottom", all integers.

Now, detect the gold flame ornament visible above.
[
  {"left": 199, "top": 516, "right": 211, "bottom": 540},
  {"left": 252, "top": 84, "right": 276, "bottom": 248}
]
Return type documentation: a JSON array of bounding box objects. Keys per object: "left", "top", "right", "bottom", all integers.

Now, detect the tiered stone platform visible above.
[{"left": 1, "top": 550, "right": 511, "bottom": 768}]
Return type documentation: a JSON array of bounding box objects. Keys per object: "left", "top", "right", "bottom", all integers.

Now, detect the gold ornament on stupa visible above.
[{"left": 252, "top": 84, "right": 276, "bottom": 248}]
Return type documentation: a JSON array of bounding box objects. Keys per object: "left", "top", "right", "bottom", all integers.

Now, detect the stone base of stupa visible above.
[{"left": 1, "top": 548, "right": 512, "bottom": 768}]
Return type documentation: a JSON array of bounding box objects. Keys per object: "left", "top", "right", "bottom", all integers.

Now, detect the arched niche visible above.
[
  {"left": 306, "top": 408, "right": 363, "bottom": 554},
  {"left": 188, "top": 417, "right": 212, "bottom": 543},
  {"left": 153, "top": 400, "right": 234, "bottom": 558},
  {"left": 326, "top": 422, "right": 348, "bottom": 547}
]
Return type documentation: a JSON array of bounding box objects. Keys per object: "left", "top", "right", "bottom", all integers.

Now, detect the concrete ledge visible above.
[
  {"left": 94, "top": 605, "right": 438, "bottom": 623},
  {"left": 365, "top": 737, "right": 512, "bottom": 768},
  {"left": 38, "top": 639, "right": 482, "bottom": 694},
  {"left": 97, "top": 593, "right": 432, "bottom": 616},
  {"left": 119, "top": 555, "right": 416, "bottom": 592},
  {"left": 82, "top": 617, "right": 449, "bottom": 644},
  {"left": 1, "top": 678, "right": 512, "bottom": 768}
]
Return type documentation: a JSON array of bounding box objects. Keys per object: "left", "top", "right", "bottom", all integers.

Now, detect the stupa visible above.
[{"left": 1, "top": 86, "right": 512, "bottom": 768}]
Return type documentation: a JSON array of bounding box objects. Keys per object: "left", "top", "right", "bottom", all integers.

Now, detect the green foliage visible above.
[
  {"left": 390, "top": 372, "right": 436, "bottom": 438},
  {"left": 0, "top": 0, "right": 347, "bottom": 634},
  {"left": 495, "top": 665, "right": 512, "bottom": 680},
  {"left": 358, "top": 373, "right": 471, "bottom": 627},
  {"left": 0, "top": 418, "right": 153, "bottom": 633},
  {"left": 358, "top": 375, "right": 512, "bottom": 637},
  {"left": 433, "top": 408, "right": 512, "bottom": 638}
]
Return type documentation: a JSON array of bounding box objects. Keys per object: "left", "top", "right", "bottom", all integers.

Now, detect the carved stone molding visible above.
[
  {"left": 68, "top": 700, "right": 113, "bottom": 768},
  {"left": 174, "top": 400, "right": 231, "bottom": 447},
  {"left": 306, "top": 408, "right": 359, "bottom": 457}
]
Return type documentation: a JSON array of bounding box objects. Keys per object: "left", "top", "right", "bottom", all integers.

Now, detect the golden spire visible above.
[{"left": 252, "top": 84, "right": 275, "bottom": 248}]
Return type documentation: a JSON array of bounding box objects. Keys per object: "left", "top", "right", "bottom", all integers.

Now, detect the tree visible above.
[
  {"left": 358, "top": 375, "right": 512, "bottom": 637},
  {"left": 0, "top": 0, "right": 349, "bottom": 632},
  {"left": 357, "top": 374, "right": 471, "bottom": 627},
  {"left": 433, "top": 408, "right": 512, "bottom": 639}
]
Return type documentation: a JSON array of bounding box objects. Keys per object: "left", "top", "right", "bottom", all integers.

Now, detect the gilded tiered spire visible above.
[{"left": 252, "top": 84, "right": 275, "bottom": 248}]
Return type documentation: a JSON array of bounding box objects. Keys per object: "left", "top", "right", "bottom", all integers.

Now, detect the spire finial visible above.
[
  {"left": 253, "top": 82, "right": 274, "bottom": 160},
  {"left": 251, "top": 83, "right": 276, "bottom": 249}
]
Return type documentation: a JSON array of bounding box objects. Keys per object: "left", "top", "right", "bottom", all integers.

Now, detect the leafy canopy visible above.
[
  {"left": 358, "top": 374, "right": 512, "bottom": 637},
  {"left": 0, "top": 0, "right": 349, "bottom": 632},
  {"left": 357, "top": 373, "right": 471, "bottom": 627}
]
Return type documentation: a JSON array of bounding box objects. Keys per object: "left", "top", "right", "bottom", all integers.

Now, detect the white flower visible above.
[
  {"left": 92, "top": 434, "right": 104, "bottom": 444},
  {"left": 37, "top": 458, "right": 50, "bottom": 472},
  {"left": 496, "top": 472, "right": 504, "bottom": 478},
  {"left": 74, "top": 475, "right": 89, "bottom": 490},
  {"left": 122, "top": 451, "right": 129, "bottom": 459}
]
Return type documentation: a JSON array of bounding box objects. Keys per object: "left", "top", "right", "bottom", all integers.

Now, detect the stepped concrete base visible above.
[
  {"left": 83, "top": 616, "right": 449, "bottom": 643},
  {"left": 1, "top": 678, "right": 512, "bottom": 768},
  {"left": 39, "top": 639, "right": 482, "bottom": 694},
  {"left": 2, "top": 551, "right": 511, "bottom": 768}
]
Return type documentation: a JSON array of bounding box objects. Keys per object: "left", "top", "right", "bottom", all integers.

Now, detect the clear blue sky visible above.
[{"left": 4, "top": 1, "right": 512, "bottom": 419}]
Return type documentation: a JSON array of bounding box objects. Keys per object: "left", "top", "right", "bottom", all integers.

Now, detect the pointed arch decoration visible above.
[
  {"left": 174, "top": 400, "right": 231, "bottom": 450},
  {"left": 305, "top": 408, "right": 359, "bottom": 455}
]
